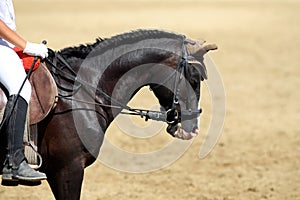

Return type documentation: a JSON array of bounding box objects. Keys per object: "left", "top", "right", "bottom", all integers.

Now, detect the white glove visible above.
[{"left": 23, "top": 42, "right": 48, "bottom": 58}]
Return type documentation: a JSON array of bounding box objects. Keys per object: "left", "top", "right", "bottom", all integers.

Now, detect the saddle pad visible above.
[{"left": 0, "top": 63, "right": 58, "bottom": 124}]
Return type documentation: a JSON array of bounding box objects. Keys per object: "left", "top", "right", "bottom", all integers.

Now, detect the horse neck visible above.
[
  {"left": 55, "top": 36, "right": 184, "bottom": 126},
  {"left": 95, "top": 48, "right": 179, "bottom": 122}
]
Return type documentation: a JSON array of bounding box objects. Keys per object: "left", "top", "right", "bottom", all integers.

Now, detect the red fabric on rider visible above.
[{"left": 13, "top": 46, "right": 40, "bottom": 71}]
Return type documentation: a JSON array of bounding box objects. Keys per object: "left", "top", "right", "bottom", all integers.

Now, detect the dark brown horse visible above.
[{"left": 2, "top": 29, "right": 217, "bottom": 199}]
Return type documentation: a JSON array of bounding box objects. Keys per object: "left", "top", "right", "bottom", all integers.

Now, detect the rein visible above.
[{"left": 43, "top": 38, "right": 202, "bottom": 135}]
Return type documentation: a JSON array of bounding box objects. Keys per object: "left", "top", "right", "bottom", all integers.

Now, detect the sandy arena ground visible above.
[{"left": 0, "top": 0, "right": 300, "bottom": 199}]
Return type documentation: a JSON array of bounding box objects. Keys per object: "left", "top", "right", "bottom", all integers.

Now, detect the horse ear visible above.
[
  {"left": 203, "top": 44, "right": 218, "bottom": 52},
  {"left": 187, "top": 57, "right": 208, "bottom": 80},
  {"left": 185, "top": 38, "right": 217, "bottom": 80},
  {"left": 186, "top": 38, "right": 218, "bottom": 57}
]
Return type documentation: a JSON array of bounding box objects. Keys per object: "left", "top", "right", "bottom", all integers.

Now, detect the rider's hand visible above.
[{"left": 23, "top": 42, "right": 48, "bottom": 58}]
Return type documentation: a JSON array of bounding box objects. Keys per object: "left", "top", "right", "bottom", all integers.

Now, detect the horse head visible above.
[{"left": 150, "top": 38, "right": 217, "bottom": 140}]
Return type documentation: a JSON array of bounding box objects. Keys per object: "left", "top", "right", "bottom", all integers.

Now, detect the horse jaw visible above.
[{"left": 186, "top": 39, "right": 218, "bottom": 57}]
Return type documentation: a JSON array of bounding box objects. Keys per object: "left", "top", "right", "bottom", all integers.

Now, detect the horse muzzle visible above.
[
  {"left": 165, "top": 107, "right": 200, "bottom": 140},
  {"left": 174, "top": 123, "right": 198, "bottom": 140},
  {"left": 167, "top": 123, "right": 198, "bottom": 140}
]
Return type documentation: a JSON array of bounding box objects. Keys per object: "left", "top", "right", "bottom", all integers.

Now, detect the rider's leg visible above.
[{"left": 0, "top": 45, "right": 46, "bottom": 182}]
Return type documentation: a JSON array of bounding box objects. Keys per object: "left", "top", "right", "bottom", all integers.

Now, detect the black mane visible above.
[
  {"left": 56, "top": 38, "right": 104, "bottom": 59},
  {"left": 57, "top": 29, "right": 185, "bottom": 60}
]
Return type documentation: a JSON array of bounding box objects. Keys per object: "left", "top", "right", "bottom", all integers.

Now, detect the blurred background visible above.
[{"left": 1, "top": 0, "right": 299, "bottom": 199}]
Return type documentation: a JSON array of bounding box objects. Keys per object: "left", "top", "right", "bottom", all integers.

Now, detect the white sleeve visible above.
[{"left": 0, "top": 0, "right": 16, "bottom": 31}]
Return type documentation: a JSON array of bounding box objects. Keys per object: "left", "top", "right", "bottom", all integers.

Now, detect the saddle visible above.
[{"left": 0, "top": 62, "right": 58, "bottom": 124}]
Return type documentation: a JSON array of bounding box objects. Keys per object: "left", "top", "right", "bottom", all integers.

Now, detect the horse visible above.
[{"left": 1, "top": 29, "right": 217, "bottom": 199}]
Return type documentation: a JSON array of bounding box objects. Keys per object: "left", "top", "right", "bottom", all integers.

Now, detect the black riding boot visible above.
[{"left": 1, "top": 95, "right": 46, "bottom": 182}]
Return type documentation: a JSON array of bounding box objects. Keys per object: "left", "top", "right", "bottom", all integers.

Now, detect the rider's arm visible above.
[
  {"left": 0, "top": 19, "right": 48, "bottom": 58},
  {"left": 0, "top": 19, "right": 26, "bottom": 49}
]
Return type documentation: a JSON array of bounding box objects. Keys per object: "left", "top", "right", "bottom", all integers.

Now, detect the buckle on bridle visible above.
[{"left": 166, "top": 108, "right": 179, "bottom": 124}]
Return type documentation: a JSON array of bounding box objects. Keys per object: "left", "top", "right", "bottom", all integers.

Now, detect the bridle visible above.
[
  {"left": 149, "top": 38, "right": 203, "bottom": 135},
  {"left": 44, "top": 37, "right": 202, "bottom": 137}
]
